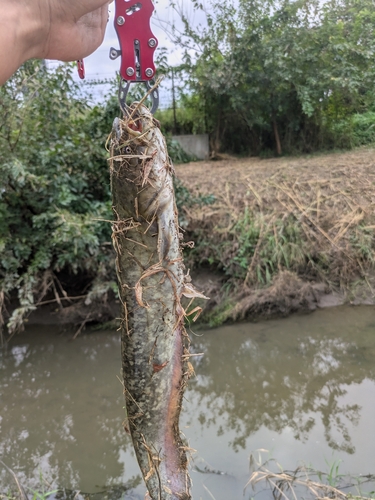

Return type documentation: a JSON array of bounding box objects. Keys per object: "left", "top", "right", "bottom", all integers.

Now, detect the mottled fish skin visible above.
[{"left": 110, "top": 106, "right": 193, "bottom": 500}]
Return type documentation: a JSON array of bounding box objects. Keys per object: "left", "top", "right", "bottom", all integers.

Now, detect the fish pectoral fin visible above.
[
  {"left": 181, "top": 283, "right": 209, "bottom": 300},
  {"left": 153, "top": 361, "right": 169, "bottom": 372}
]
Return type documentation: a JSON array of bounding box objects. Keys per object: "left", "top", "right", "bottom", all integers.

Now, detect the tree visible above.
[
  {"left": 168, "top": 0, "right": 375, "bottom": 154},
  {"left": 0, "top": 62, "right": 118, "bottom": 335}
]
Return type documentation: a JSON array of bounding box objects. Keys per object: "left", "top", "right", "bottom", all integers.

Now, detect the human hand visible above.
[
  {"left": 0, "top": 0, "right": 111, "bottom": 84},
  {"left": 33, "top": 0, "right": 111, "bottom": 61}
]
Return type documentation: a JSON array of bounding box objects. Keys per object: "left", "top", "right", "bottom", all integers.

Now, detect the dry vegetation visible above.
[
  {"left": 176, "top": 148, "right": 375, "bottom": 324},
  {"left": 246, "top": 450, "right": 375, "bottom": 500}
]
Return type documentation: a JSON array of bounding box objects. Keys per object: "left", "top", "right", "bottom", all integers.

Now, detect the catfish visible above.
[{"left": 109, "top": 104, "right": 207, "bottom": 500}]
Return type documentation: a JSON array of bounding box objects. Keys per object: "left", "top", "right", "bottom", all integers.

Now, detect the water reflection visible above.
[
  {"left": 1, "top": 306, "right": 375, "bottom": 499},
  {"left": 187, "top": 318, "right": 372, "bottom": 455},
  {"left": 0, "top": 330, "right": 139, "bottom": 492}
]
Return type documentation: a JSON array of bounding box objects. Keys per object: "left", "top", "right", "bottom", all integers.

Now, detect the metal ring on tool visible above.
[
  {"left": 145, "top": 81, "right": 159, "bottom": 115},
  {"left": 118, "top": 79, "right": 131, "bottom": 116},
  {"left": 118, "top": 79, "right": 159, "bottom": 116}
]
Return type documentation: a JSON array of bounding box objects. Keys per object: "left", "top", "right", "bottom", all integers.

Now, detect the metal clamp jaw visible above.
[{"left": 110, "top": 0, "right": 159, "bottom": 114}]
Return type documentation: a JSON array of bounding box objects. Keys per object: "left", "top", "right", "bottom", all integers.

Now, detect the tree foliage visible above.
[
  {"left": 2, "top": 1, "right": 375, "bottom": 332},
  {"left": 168, "top": 0, "right": 375, "bottom": 154},
  {"left": 0, "top": 63, "right": 118, "bottom": 333},
  {"left": 0, "top": 62, "right": 206, "bottom": 335}
]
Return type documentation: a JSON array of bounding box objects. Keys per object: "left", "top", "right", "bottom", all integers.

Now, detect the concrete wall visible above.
[{"left": 172, "top": 134, "right": 209, "bottom": 160}]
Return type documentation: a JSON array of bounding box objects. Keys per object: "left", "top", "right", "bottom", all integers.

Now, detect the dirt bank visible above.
[
  {"left": 14, "top": 148, "right": 375, "bottom": 332},
  {"left": 175, "top": 147, "right": 375, "bottom": 325}
]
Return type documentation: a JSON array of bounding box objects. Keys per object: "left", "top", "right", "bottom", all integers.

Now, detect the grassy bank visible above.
[
  {"left": 4, "top": 148, "right": 375, "bottom": 335},
  {"left": 176, "top": 147, "right": 375, "bottom": 326},
  {"left": 2, "top": 455, "right": 374, "bottom": 500}
]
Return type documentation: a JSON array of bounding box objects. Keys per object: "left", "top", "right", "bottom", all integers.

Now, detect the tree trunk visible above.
[{"left": 272, "top": 116, "right": 282, "bottom": 156}]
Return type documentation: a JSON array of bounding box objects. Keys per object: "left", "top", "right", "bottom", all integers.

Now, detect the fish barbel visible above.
[{"left": 109, "top": 104, "right": 206, "bottom": 500}]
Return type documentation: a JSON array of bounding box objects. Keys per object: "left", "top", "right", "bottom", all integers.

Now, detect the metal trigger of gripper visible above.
[{"left": 111, "top": 0, "right": 159, "bottom": 115}]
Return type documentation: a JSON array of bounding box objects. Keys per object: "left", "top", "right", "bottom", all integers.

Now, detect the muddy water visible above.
[{"left": 1, "top": 306, "right": 375, "bottom": 499}]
